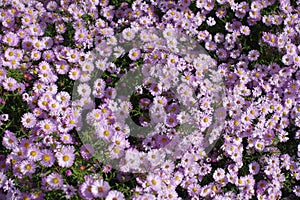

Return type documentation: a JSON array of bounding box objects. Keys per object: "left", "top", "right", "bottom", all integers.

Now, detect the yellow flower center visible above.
[
  {"left": 25, "top": 164, "right": 31, "bottom": 170},
  {"left": 44, "top": 124, "right": 50, "bottom": 130},
  {"left": 52, "top": 178, "right": 59, "bottom": 184},
  {"left": 63, "top": 155, "right": 69, "bottom": 161},
  {"left": 44, "top": 155, "right": 50, "bottom": 161},
  {"left": 30, "top": 151, "right": 37, "bottom": 156},
  {"left": 104, "top": 130, "right": 110, "bottom": 136},
  {"left": 151, "top": 180, "right": 157, "bottom": 185}
]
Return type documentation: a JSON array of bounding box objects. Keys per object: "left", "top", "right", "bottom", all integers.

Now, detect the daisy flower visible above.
[
  {"left": 21, "top": 14, "right": 33, "bottom": 26},
  {"left": 95, "top": 59, "right": 108, "bottom": 71},
  {"left": 55, "top": 61, "right": 70, "bottom": 75},
  {"left": 56, "top": 146, "right": 75, "bottom": 168},
  {"left": 4, "top": 48, "right": 16, "bottom": 60},
  {"left": 42, "top": 50, "right": 55, "bottom": 62},
  {"left": 21, "top": 112, "right": 37, "bottom": 128},
  {"left": 2, "top": 77, "right": 18, "bottom": 91},
  {"left": 147, "top": 149, "right": 165, "bottom": 167},
  {"left": 0, "top": 171, "right": 7, "bottom": 189},
  {"left": 294, "top": 186, "right": 300, "bottom": 197},
  {"left": 111, "top": 133, "right": 128, "bottom": 148},
  {"left": 2, "top": 130, "right": 18, "bottom": 150},
  {"left": 199, "top": 113, "right": 212, "bottom": 130},
  {"left": 46, "top": 1, "right": 58, "bottom": 11},
  {"left": 80, "top": 144, "right": 94, "bottom": 160},
  {"left": 146, "top": 174, "right": 162, "bottom": 191},
  {"left": 207, "top": 16, "right": 216, "bottom": 26},
  {"left": 79, "top": 178, "right": 95, "bottom": 199},
  {"left": 122, "top": 28, "right": 135, "bottom": 41},
  {"left": 30, "top": 24, "right": 43, "bottom": 36},
  {"left": 240, "top": 25, "right": 250, "bottom": 35},
  {"left": 105, "top": 190, "right": 125, "bottom": 200},
  {"left": 32, "top": 38, "right": 45, "bottom": 50},
  {"left": 46, "top": 173, "right": 63, "bottom": 189},
  {"left": 56, "top": 91, "right": 71, "bottom": 104},
  {"left": 40, "top": 150, "right": 55, "bottom": 167},
  {"left": 38, "top": 119, "right": 56, "bottom": 134},
  {"left": 67, "top": 49, "right": 80, "bottom": 63},
  {"left": 213, "top": 168, "right": 226, "bottom": 182},
  {"left": 42, "top": 37, "right": 54, "bottom": 49},
  {"left": 56, "top": 22, "right": 66, "bottom": 34},
  {"left": 2, "top": 32, "right": 19, "bottom": 46},
  {"left": 81, "top": 61, "right": 94, "bottom": 73},
  {"left": 77, "top": 83, "right": 91, "bottom": 97},
  {"left": 102, "top": 164, "right": 112, "bottom": 173},
  {"left": 63, "top": 184, "right": 77, "bottom": 199},
  {"left": 27, "top": 146, "right": 41, "bottom": 162},
  {"left": 163, "top": 27, "right": 176, "bottom": 39},
  {"left": 68, "top": 68, "right": 81, "bottom": 80},
  {"left": 60, "top": 133, "right": 73, "bottom": 144},
  {"left": 3, "top": 178, "right": 15, "bottom": 192},
  {"left": 47, "top": 84, "right": 58, "bottom": 95},
  {"left": 96, "top": 125, "right": 115, "bottom": 141},
  {"left": 128, "top": 48, "right": 141, "bottom": 61},
  {"left": 91, "top": 179, "right": 110, "bottom": 198},
  {"left": 254, "top": 139, "right": 265, "bottom": 151},
  {"left": 31, "top": 50, "right": 41, "bottom": 61},
  {"left": 0, "top": 114, "right": 8, "bottom": 122},
  {"left": 20, "top": 160, "right": 36, "bottom": 175},
  {"left": 165, "top": 113, "right": 178, "bottom": 128},
  {"left": 248, "top": 50, "right": 260, "bottom": 61}
]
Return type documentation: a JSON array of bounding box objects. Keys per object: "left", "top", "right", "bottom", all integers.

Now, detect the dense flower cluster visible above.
[{"left": 0, "top": 0, "right": 300, "bottom": 199}]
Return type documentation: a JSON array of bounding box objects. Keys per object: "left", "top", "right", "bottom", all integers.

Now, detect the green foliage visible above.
[
  {"left": 44, "top": 23, "right": 57, "bottom": 37},
  {"left": 6, "top": 68, "right": 23, "bottom": 82},
  {"left": 62, "top": 22, "right": 76, "bottom": 48}
]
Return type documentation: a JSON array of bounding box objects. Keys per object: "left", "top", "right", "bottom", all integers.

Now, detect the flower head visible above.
[{"left": 56, "top": 146, "right": 75, "bottom": 168}]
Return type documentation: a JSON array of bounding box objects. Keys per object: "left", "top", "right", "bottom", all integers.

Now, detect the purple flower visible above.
[
  {"left": 0, "top": 171, "right": 7, "bottom": 189},
  {"left": 165, "top": 113, "right": 178, "bottom": 128},
  {"left": 294, "top": 186, "right": 300, "bottom": 197},
  {"left": 21, "top": 113, "right": 37, "bottom": 129},
  {"left": 80, "top": 144, "right": 94, "bottom": 160},
  {"left": 248, "top": 50, "right": 260, "bottom": 61},
  {"left": 106, "top": 190, "right": 125, "bottom": 200},
  {"left": 128, "top": 48, "right": 141, "bottom": 61},
  {"left": 122, "top": 28, "right": 135, "bottom": 41},
  {"left": 102, "top": 164, "right": 112, "bottom": 173},
  {"left": 91, "top": 179, "right": 110, "bottom": 198},
  {"left": 139, "top": 98, "right": 151, "bottom": 110},
  {"left": 62, "top": 184, "right": 76, "bottom": 199},
  {"left": 249, "top": 162, "right": 260, "bottom": 175},
  {"left": 46, "top": 173, "right": 63, "bottom": 189},
  {"left": 20, "top": 160, "right": 37, "bottom": 175},
  {"left": 2, "top": 130, "right": 18, "bottom": 150},
  {"left": 79, "top": 177, "right": 95, "bottom": 199},
  {"left": 38, "top": 119, "right": 56, "bottom": 134},
  {"left": 2, "top": 77, "right": 18, "bottom": 91},
  {"left": 46, "top": 1, "right": 58, "bottom": 11},
  {"left": 42, "top": 50, "right": 55, "bottom": 62},
  {"left": 27, "top": 146, "right": 41, "bottom": 162},
  {"left": 2, "top": 32, "right": 19, "bottom": 46},
  {"left": 40, "top": 149, "right": 55, "bottom": 167},
  {"left": 56, "top": 146, "right": 75, "bottom": 168}
]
